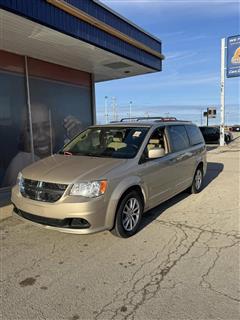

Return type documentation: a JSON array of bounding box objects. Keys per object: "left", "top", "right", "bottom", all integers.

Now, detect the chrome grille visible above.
[{"left": 21, "top": 179, "right": 68, "bottom": 202}]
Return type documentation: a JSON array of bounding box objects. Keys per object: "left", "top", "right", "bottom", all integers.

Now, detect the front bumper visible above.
[{"left": 11, "top": 185, "right": 109, "bottom": 234}]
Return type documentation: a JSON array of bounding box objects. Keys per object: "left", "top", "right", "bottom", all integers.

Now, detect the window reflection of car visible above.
[
  {"left": 199, "top": 126, "right": 232, "bottom": 144},
  {"left": 12, "top": 120, "right": 207, "bottom": 238},
  {"left": 230, "top": 125, "right": 240, "bottom": 132}
]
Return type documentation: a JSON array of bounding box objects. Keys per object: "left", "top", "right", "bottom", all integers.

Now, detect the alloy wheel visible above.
[
  {"left": 195, "top": 169, "right": 202, "bottom": 190},
  {"left": 122, "top": 197, "right": 140, "bottom": 231}
]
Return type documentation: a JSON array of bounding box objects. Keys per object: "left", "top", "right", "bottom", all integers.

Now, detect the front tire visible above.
[
  {"left": 111, "top": 191, "right": 143, "bottom": 238},
  {"left": 190, "top": 167, "right": 203, "bottom": 194}
]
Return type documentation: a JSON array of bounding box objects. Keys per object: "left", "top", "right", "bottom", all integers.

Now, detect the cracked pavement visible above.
[{"left": 1, "top": 136, "right": 240, "bottom": 320}]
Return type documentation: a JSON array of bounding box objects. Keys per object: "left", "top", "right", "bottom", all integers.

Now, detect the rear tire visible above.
[
  {"left": 190, "top": 167, "right": 203, "bottom": 194},
  {"left": 111, "top": 191, "right": 143, "bottom": 238},
  {"left": 224, "top": 135, "right": 229, "bottom": 143}
]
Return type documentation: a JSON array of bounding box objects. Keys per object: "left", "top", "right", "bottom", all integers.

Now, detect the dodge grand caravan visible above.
[{"left": 12, "top": 118, "right": 207, "bottom": 238}]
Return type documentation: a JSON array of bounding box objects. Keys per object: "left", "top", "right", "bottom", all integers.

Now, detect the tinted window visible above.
[
  {"left": 185, "top": 125, "right": 204, "bottom": 145},
  {"left": 168, "top": 125, "right": 190, "bottom": 152},
  {"left": 199, "top": 127, "right": 206, "bottom": 134},
  {"left": 208, "top": 127, "right": 217, "bottom": 134}
]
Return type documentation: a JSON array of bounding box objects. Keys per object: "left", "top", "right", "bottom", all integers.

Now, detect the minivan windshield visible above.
[{"left": 60, "top": 127, "right": 149, "bottom": 159}]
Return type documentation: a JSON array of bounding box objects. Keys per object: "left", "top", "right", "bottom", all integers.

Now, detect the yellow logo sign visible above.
[{"left": 231, "top": 47, "right": 240, "bottom": 64}]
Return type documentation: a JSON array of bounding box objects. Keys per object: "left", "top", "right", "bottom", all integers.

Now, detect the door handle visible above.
[
  {"left": 184, "top": 152, "right": 193, "bottom": 157},
  {"left": 168, "top": 155, "right": 183, "bottom": 163},
  {"left": 168, "top": 152, "right": 193, "bottom": 164},
  {"left": 176, "top": 155, "right": 183, "bottom": 161},
  {"left": 178, "top": 152, "right": 193, "bottom": 160}
]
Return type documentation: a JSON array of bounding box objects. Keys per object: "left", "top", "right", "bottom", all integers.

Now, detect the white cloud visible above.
[
  {"left": 166, "top": 51, "right": 198, "bottom": 61},
  {"left": 100, "top": 0, "right": 238, "bottom": 16}
]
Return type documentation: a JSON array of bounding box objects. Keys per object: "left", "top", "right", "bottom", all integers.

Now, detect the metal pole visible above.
[
  {"left": 24, "top": 56, "right": 35, "bottom": 162},
  {"left": 129, "top": 101, "right": 132, "bottom": 120},
  {"left": 112, "top": 97, "right": 116, "bottom": 121},
  {"left": 104, "top": 96, "right": 108, "bottom": 124},
  {"left": 220, "top": 38, "right": 226, "bottom": 146},
  {"left": 49, "top": 108, "right": 53, "bottom": 155},
  {"left": 91, "top": 74, "right": 96, "bottom": 125},
  {"left": 207, "top": 107, "right": 209, "bottom": 126}
]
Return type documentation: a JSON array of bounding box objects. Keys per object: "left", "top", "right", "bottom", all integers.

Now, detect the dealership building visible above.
[{"left": 0, "top": 0, "right": 163, "bottom": 203}]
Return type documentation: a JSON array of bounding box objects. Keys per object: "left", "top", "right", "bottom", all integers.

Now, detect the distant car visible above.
[
  {"left": 230, "top": 125, "right": 240, "bottom": 132},
  {"left": 199, "top": 126, "right": 231, "bottom": 144}
]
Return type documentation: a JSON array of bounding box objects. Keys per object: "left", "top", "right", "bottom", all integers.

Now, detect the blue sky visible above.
[{"left": 95, "top": 0, "right": 240, "bottom": 125}]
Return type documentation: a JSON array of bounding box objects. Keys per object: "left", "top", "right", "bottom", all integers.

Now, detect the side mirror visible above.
[{"left": 148, "top": 148, "right": 165, "bottom": 159}]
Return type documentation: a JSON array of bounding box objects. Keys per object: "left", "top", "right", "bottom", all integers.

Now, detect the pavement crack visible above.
[
  {"left": 199, "top": 241, "right": 240, "bottom": 303},
  {"left": 154, "top": 219, "right": 240, "bottom": 240},
  {"left": 94, "top": 225, "right": 204, "bottom": 320},
  {"left": 122, "top": 230, "right": 204, "bottom": 320}
]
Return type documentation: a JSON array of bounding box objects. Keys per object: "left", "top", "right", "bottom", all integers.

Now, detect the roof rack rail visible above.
[{"left": 120, "top": 116, "right": 178, "bottom": 122}]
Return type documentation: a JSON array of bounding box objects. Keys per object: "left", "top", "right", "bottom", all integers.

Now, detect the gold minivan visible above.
[{"left": 12, "top": 118, "right": 207, "bottom": 238}]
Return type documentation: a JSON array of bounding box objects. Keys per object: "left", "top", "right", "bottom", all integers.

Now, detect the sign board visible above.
[
  {"left": 208, "top": 107, "right": 216, "bottom": 118},
  {"left": 227, "top": 35, "right": 240, "bottom": 78}
]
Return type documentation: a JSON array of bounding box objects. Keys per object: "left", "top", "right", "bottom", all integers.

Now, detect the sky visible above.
[{"left": 95, "top": 0, "right": 240, "bottom": 125}]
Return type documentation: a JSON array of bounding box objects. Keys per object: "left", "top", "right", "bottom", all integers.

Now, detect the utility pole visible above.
[
  {"left": 200, "top": 108, "right": 204, "bottom": 125},
  {"left": 129, "top": 101, "right": 132, "bottom": 120},
  {"left": 112, "top": 97, "right": 117, "bottom": 121},
  {"left": 207, "top": 107, "right": 209, "bottom": 126},
  {"left": 220, "top": 38, "right": 226, "bottom": 146},
  {"left": 104, "top": 96, "right": 108, "bottom": 124}
]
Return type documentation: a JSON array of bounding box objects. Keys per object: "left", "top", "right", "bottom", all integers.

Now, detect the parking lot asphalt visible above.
[{"left": 1, "top": 136, "right": 240, "bottom": 320}]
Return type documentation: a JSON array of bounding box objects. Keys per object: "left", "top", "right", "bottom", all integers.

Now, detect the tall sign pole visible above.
[
  {"left": 220, "top": 38, "right": 226, "bottom": 147},
  {"left": 129, "top": 101, "right": 132, "bottom": 120},
  {"left": 104, "top": 96, "right": 108, "bottom": 124}
]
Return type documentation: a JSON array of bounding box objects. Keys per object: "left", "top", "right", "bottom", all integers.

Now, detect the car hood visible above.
[{"left": 22, "top": 154, "right": 127, "bottom": 184}]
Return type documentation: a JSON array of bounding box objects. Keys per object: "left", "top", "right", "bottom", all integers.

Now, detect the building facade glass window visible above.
[
  {"left": 28, "top": 58, "right": 92, "bottom": 164},
  {"left": 0, "top": 51, "right": 30, "bottom": 188},
  {"left": 0, "top": 51, "right": 93, "bottom": 190}
]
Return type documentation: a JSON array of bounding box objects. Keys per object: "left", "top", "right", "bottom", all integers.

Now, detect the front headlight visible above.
[
  {"left": 16, "top": 172, "right": 24, "bottom": 191},
  {"left": 70, "top": 180, "right": 107, "bottom": 198}
]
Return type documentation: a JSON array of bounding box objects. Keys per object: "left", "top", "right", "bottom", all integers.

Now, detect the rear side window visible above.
[
  {"left": 168, "top": 125, "right": 190, "bottom": 152},
  {"left": 185, "top": 125, "right": 204, "bottom": 145}
]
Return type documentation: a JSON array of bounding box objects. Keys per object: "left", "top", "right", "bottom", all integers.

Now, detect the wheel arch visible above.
[
  {"left": 111, "top": 185, "right": 145, "bottom": 231},
  {"left": 105, "top": 179, "right": 146, "bottom": 230},
  {"left": 197, "top": 161, "right": 204, "bottom": 171}
]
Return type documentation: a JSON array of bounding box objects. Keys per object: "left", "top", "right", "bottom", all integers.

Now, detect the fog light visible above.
[{"left": 70, "top": 218, "right": 90, "bottom": 229}]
